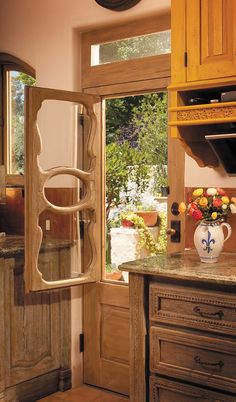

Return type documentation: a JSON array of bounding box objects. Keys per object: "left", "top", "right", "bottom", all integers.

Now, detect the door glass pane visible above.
[
  {"left": 105, "top": 93, "right": 168, "bottom": 282},
  {"left": 91, "top": 30, "right": 171, "bottom": 66},
  {"left": 38, "top": 209, "right": 94, "bottom": 281},
  {"left": 7, "top": 71, "right": 35, "bottom": 174},
  {"left": 29, "top": 96, "right": 96, "bottom": 285},
  {"left": 37, "top": 100, "right": 91, "bottom": 171}
]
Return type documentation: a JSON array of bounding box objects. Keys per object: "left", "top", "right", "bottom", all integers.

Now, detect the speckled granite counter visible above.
[
  {"left": 119, "top": 251, "right": 236, "bottom": 286},
  {"left": 0, "top": 235, "right": 72, "bottom": 258}
]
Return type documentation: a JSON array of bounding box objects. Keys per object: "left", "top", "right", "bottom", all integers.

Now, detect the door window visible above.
[{"left": 104, "top": 92, "right": 168, "bottom": 282}]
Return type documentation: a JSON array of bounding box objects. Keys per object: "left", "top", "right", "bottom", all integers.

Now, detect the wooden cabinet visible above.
[
  {"left": 170, "top": 0, "right": 236, "bottom": 168},
  {"left": 0, "top": 251, "right": 71, "bottom": 402},
  {"left": 148, "top": 282, "right": 236, "bottom": 401},
  {"left": 186, "top": 0, "right": 236, "bottom": 82},
  {"left": 172, "top": 0, "right": 236, "bottom": 84}
]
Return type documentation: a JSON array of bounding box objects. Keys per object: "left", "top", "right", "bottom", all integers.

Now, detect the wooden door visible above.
[
  {"left": 187, "top": 0, "right": 236, "bottom": 82},
  {"left": 83, "top": 84, "right": 185, "bottom": 396}
]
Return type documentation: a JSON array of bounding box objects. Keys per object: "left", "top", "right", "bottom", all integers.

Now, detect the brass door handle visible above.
[{"left": 166, "top": 228, "right": 176, "bottom": 235}]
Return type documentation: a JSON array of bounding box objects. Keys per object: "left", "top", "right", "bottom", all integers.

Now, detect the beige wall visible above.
[{"left": 185, "top": 155, "right": 236, "bottom": 188}]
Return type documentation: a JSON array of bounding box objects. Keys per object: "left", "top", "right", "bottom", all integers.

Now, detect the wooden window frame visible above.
[
  {"left": 81, "top": 13, "right": 171, "bottom": 89},
  {"left": 0, "top": 53, "right": 35, "bottom": 187}
]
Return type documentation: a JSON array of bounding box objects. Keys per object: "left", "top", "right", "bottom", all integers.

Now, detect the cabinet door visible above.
[
  {"left": 24, "top": 87, "right": 102, "bottom": 291},
  {"left": 4, "top": 258, "right": 62, "bottom": 386},
  {"left": 187, "top": 0, "right": 236, "bottom": 81}
]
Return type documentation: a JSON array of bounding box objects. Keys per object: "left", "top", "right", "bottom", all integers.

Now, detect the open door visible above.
[
  {"left": 83, "top": 87, "right": 185, "bottom": 396},
  {"left": 24, "top": 86, "right": 102, "bottom": 291}
]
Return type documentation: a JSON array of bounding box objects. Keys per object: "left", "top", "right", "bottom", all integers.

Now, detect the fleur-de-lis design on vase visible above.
[{"left": 202, "top": 230, "right": 215, "bottom": 254}]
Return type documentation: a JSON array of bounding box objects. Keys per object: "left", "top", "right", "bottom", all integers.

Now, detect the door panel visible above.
[
  {"left": 24, "top": 86, "right": 102, "bottom": 291},
  {"left": 187, "top": 0, "right": 236, "bottom": 81},
  {"left": 83, "top": 282, "right": 129, "bottom": 395}
]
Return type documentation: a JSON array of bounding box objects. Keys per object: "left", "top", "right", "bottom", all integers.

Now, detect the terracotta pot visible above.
[
  {"left": 121, "top": 219, "right": 134, "bottom": 227},
  {"left": 135, "top": 211, "right": 159, "bottom": 227},
  {"left": 106, "top": 271, "right": 123, "bottom": 281}
]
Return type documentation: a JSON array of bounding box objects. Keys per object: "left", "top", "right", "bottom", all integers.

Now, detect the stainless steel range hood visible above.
[{"left": 205, "top": 133, "right": 236, "bottom": 174}]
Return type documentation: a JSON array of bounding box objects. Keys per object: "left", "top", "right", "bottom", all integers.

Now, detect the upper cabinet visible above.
[
  {"left": 187, "top": 0, "right": 236, "bottom": 82},
  {"left": 171, "top": 0, "right": 236, "bottom": 85},
  {"left": 170, "top": 0, "right": 236, "bottom": 169}
]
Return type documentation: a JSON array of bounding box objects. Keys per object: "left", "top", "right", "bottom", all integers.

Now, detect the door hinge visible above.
[
  {"left": 79, "top": 115, "right": 84, "bottom": 126},
  {"left": 79, "top": 333, "right": 84, "bottom": 353},
  {"left": 184, "top": 52, "right": 188, "bottom": 67}
]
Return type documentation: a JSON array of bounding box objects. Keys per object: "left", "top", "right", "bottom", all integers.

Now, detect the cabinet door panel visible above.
[
  {"left": 4, "top": 259, "right": 61, "bottom": 386},
  {"left": 187, "top": 0, "right": 236, "bottom": 81}
]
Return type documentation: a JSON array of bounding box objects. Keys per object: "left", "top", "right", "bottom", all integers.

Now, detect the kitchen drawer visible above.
[
  {"left": 150, "top": 376, "right": 235, "bottom": 402},
  {"left": 149, "top": 282, "right": 236, "bottom": 335},
  {"left": 150, "top": 326, "right": 236, "bottom": 394}
]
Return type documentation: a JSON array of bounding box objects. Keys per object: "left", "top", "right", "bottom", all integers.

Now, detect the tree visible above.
[
  {"left": 133, "top": 93, "right": 168, "bottom": 193},
  {"left": 106, "top": 140, "right": 149, "bottom": 220}
]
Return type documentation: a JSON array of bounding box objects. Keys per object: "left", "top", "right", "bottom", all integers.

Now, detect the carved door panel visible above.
[
  {"left": 24, "top": 86, "right": 102, "bottom": 292},
  {"left": 187, "top": 0, "right": 236, "bottom": 81},
  {"left": 4, "top": 258, "right": 61, "bottom": 386}
]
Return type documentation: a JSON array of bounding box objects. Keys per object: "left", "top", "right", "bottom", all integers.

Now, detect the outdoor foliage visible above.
[
  {"left": 10, "top": 72, "right": 35, "bottom": 173},
  {"left": 105, "top": 92, "right": 168, "bottom": 219}
]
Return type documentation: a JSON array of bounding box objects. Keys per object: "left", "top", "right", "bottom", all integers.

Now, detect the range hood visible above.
[{"left": 205, "top": 133, "right": 236, "bottom": 174}]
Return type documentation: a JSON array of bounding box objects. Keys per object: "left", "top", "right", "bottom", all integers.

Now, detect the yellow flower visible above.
[
  {"left": 222, "top": 196, "right": 230, "bottom": 204},
  {"left": 231, "top": 197, "right": 236, "bottom": 204},
  {"left": 178, "top": 202, "right": 186, "bottom": 213},
  {"left": 192, "top": 188, "right": 203, "bottom": 197},
  {"left": 211, "top": 212, "right": 218, "bottom": 220},
  {"left": 199, "top": 197, "right": 208, "bottom": 207}
]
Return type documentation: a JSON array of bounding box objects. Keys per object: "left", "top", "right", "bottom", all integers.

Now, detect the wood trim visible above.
[
  {"left": 81, "top": 13, "right": 170, "bottom": 89},
  {"left": 82, "top": 54, "right": 171, "bottom": 89},
  {"left": 0, "top": 53, "right": 35, "bottom": 78},
  {"left": 171, "top": 0, "right": 186, "bottom": 84},
  {"left": 129, "top": 273, "right": 147, "bottom": 402}
]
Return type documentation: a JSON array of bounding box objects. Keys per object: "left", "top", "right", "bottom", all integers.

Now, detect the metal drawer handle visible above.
[
  {"left": 194, "top": 355, "right": 224, "bottom": 369},
  {"left": 193, "top": 306, "right": 224, "bottom": 320}
]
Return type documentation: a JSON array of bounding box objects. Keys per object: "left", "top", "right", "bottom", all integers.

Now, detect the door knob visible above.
[{"left": 166, "top": 228, "right": 176, "bottom": 235}]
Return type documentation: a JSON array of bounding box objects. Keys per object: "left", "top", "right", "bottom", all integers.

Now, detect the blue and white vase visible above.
[{"left": 194, "top": 220, "right": 231, "bottom": 263}]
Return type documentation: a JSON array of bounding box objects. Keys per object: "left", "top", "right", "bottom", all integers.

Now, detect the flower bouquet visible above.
[{"left": 179, "top": 187, "right": 235, "bottom": 263}]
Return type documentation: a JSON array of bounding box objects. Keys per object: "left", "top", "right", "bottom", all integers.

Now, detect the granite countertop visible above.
[
  {"left": 0, "top": 235, "right": 73, "bottom": 258},
  {"left": 119, "top": 250, "right": 236, "bottom": 286}
]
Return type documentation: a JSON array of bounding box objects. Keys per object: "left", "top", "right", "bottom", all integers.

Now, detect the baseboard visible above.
[{"left": 5, "top": 369, "right": 60, "bottom": 402}]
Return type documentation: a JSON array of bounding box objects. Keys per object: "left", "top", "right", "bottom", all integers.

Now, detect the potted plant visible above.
[
  {"left": 179, "top": 187, "right": 236, "bottom": 263},
  {"left": 120, "top": 211, "right": 167, "bottom": 255},
  {"left": 135, "top": 203, "right": 159, "bottom": 227}
]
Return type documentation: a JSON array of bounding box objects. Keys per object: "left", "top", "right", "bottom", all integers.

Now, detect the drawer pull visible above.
[
  {"left": 193, "top": 306, "right": 224, "bottom": 320},
  {"left": 194, "top": 355, "right": 224, "bottom": 369}
]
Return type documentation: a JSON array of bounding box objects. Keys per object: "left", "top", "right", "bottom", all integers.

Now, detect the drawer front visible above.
[
  {"left": 150, "top": 376, "right": 236, "bottom": 402},
  {"left": 149, "top": 282, "right": 236, "bottom": 335},
  {"left": 150, "top": 326, "right": 236, "bottom": 394}
]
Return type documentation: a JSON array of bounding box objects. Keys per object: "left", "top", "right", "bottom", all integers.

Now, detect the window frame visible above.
[
  {"left": 0, "top": 53, "right": 35, "bottom": 187},
  {"left": 81, "top": 13, "right": 171, "bottom": 88}
]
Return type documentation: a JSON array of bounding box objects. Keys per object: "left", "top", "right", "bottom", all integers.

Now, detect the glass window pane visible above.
[
  {"left": 105, "top": 93, "right": 168, "bottom": 283},
  {"left": 7, "top": 71, "right": 35, "bottom": 174},
  {"left": 91, "top": 30, "right": 171, "bottom": 66}
]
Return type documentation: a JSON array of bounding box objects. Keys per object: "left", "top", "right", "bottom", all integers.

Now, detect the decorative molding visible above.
[{"left": 176, "top": 106, "right": 236, "bottom": 122}]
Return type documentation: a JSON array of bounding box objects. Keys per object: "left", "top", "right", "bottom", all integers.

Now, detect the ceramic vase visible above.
[{"left": 194, "top": 220, "right": 232, "bottom": 263}]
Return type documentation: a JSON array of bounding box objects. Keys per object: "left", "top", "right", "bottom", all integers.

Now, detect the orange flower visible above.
[
  {"left": 217, "top": 187, "right": 225, "bottom": 196},
  {"left": 199, "top": 197, "right": 208, "bottom": 207},
  {"left": 231, "top": 197, "right": 236, "bottom": 204}
]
